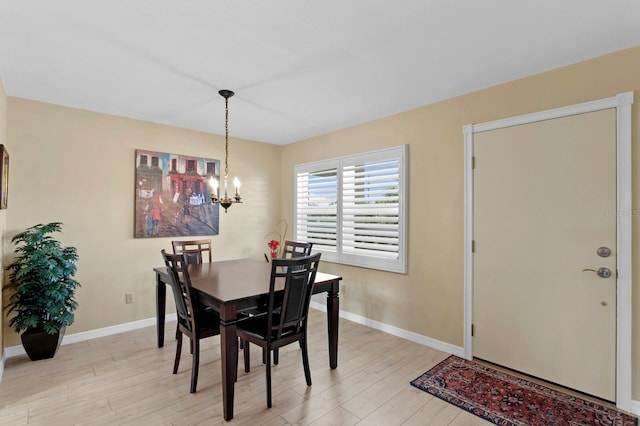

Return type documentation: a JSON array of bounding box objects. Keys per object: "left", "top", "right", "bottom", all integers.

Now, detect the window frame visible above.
[{"left": 294, "top": 145, "right": 407, "bottom": 274}]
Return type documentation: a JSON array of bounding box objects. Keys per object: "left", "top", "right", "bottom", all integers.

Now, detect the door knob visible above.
[{"left": 582, "top": 267, "right": 612, "bottom": 278}]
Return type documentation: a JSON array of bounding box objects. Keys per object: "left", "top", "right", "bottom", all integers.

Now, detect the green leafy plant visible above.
[{"left": 4, "top": 222, "right": 80, "bottom": 335}]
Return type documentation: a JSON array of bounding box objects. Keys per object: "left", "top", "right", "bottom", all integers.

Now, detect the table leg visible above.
[
  {"left": 155, "top": 272, "right": 166, "bottom": 348},
  {"left": 326, "top": 282, "right": 339, "bottom": 369},
  {"left": 220, "top": 305, "right": 238, "bottom": 421}
]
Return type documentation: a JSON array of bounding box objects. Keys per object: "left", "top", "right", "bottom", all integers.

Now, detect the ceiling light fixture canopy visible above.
[{"left": 210, "top": 89, "right": 242, "bottom": 213}]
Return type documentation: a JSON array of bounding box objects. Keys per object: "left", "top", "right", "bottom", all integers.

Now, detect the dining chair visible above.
[
  {"left": 171, "top": 239, "right": 212, "bottom": 264},
  {"left": 282, "top": 240, "right": 313, "bottom": 258},
  {"left": 270, "top": 240, "right": 313, "bottom": 364},
  {"left": 244, "top": 241, "right": 312, "bottom": 319},
  {"left": 170, "top": 239, "right": 211, "bottom": 342},
  {"left": 237, "top": 253, "right": 321, "bottom": 408},
  {"left": 243, "top": 240, "right": 314, "bottom": 361},
  {"left": 161, "top": 249, "right": 220, "bottom": 393}
]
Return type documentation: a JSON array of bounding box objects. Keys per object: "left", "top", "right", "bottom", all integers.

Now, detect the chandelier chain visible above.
[
  {"left": 224, "top": 96, "right": 229, "bottom": 179},
  {"left": 212, "top": 89, "right": 241, "bottom": 212}
]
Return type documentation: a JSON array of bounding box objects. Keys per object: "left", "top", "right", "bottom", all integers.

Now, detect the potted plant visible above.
[{"left": 3, "top": 222, "right": 80, "bottom": 360}]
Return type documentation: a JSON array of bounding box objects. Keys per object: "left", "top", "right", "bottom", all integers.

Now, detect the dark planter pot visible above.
[{"left": 20, "top": 326, "right": 66, "bottom": 361}]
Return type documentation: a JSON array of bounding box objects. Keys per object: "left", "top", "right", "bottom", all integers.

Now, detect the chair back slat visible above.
[
  {"left": 162, "top": 249, "right": 197, "bottom": 334},
  {"left": 282, "top": 240, "right": 313, "bottom": 258},
  {"left": 171, "top": 239, "right": 212, "bottom": 264},
  {"left": 268, "top": 253, "right": 321, "bottom": 341}
]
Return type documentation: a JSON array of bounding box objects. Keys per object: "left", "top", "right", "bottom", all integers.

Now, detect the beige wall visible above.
[
  {"left": 3, "top": 99, "right": 281, "bottom": 347},
  {"left": 281, "top": 46, "right": 640, "bottom": 399},
  {"left": 3, "top": 46, "right": 640, "bottom": 400},
  {"left": 0, "top": 76, "right": 6, "bottom": 357}
]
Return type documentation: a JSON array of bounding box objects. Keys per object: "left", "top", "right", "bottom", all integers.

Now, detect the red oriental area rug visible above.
[{"left": 411, "top": 355, "right": 638, "bottom": 426}]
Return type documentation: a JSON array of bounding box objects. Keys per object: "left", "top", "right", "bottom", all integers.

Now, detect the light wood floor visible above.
[{"left": 0, "top": 310, "right": 490, "bottom": 425}]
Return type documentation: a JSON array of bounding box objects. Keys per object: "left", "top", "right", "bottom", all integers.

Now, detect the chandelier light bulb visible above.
[{"left": 233, "top": 177, "right": 240, "bottom": 196}]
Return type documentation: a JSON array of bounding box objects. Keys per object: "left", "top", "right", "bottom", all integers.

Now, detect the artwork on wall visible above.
[
  {"left": 0, "top": 145, "right": 8, "bottom": 209},
  {"left": 134, "top": 149, "right": 220, "bottom": 238}
]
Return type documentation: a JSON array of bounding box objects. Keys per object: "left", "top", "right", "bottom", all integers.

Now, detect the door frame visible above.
[{"left": 463, "top": 92, "right": 633, "bottom": 411}]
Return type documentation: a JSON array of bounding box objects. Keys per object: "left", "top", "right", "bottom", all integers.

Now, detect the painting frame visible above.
[
  {"left": 134, "top": 149, "right": 220, "bottom": 238},
  {"left": 0, "top": 145, "right": 8, "bottom": 209}
]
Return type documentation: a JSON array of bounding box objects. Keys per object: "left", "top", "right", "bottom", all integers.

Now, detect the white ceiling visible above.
[{"left": 1, "top": 1, "right": 639, "bottom": 145}]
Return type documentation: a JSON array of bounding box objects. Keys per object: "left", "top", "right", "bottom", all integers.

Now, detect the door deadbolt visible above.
[
  {"left": 582, "top": 267, "right": 612, "bottom": 278},
  {"left": 596, "top": 247, "right": 612, "bottom": 258}
]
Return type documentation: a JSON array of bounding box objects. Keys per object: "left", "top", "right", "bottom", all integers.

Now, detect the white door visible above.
[{"left": 473, "top": 109, "right": 617, "bottom": 401}]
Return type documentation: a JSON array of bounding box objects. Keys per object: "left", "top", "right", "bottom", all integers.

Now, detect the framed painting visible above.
[
  {"left": 134, "top": 149, "right": 220, "bottom": 238},
  {"left": 0, "top": 145, "right": 8, "bottom": 209}
]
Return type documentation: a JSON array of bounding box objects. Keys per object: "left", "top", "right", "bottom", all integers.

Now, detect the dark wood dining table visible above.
[{"left": 153, "top": 258, "right": 342, "bottom": 421}]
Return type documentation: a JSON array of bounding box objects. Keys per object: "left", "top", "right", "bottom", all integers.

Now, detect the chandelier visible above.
[{"left": 210, "top": 89, "right": 242, "bottom": 213}]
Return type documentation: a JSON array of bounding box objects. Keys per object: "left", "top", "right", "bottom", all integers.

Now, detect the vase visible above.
[{"left": 21, "top": 326, "right": 66, "bottom": 361}]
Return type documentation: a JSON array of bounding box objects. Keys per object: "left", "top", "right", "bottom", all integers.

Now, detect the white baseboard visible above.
[
  {"left": 309, "top": 301, "right": 465, "bottom": 357},
  {"left": 4, "top": 314, "right": 177, "bottom": 359},
  {"left": 4, "top": 308, "right": 639, "bottom": 415},
  {"left": 5, "top": 305, "right": 462, "bottom": 359}
]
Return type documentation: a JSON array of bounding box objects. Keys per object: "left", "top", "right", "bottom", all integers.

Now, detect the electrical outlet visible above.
[{"left": 125, "top": 293, "right": 134, "bottom": 304}]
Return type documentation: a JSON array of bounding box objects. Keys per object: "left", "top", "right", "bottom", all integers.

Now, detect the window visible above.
[{"left": 295, "top": 145, "right": 407, "bottom": 273}]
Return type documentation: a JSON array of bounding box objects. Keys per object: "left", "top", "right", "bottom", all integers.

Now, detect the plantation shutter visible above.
[
  {"left": 342, "top": 158, "right": 400, "bottom": 258},
  {"left": 294, "top": 145, "right": 406, "bottom": 273},
  {"left": 295, "top": 161, "right": 339, "bottom": 260}
]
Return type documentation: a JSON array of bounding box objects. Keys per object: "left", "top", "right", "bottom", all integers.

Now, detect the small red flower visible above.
[{"left": 268, "top": 239, "right": 280, "bottom": 258}]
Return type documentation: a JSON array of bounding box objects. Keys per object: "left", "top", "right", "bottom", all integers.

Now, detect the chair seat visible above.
[
  {"left": 236, "top": 314, "right": 298, "bottom": 341},
  {"left": 194, "top": 307, "right": 220, "bottom": 333},
  {"left": 238, "top": 297, "right": 280, "bottom": 318}
]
